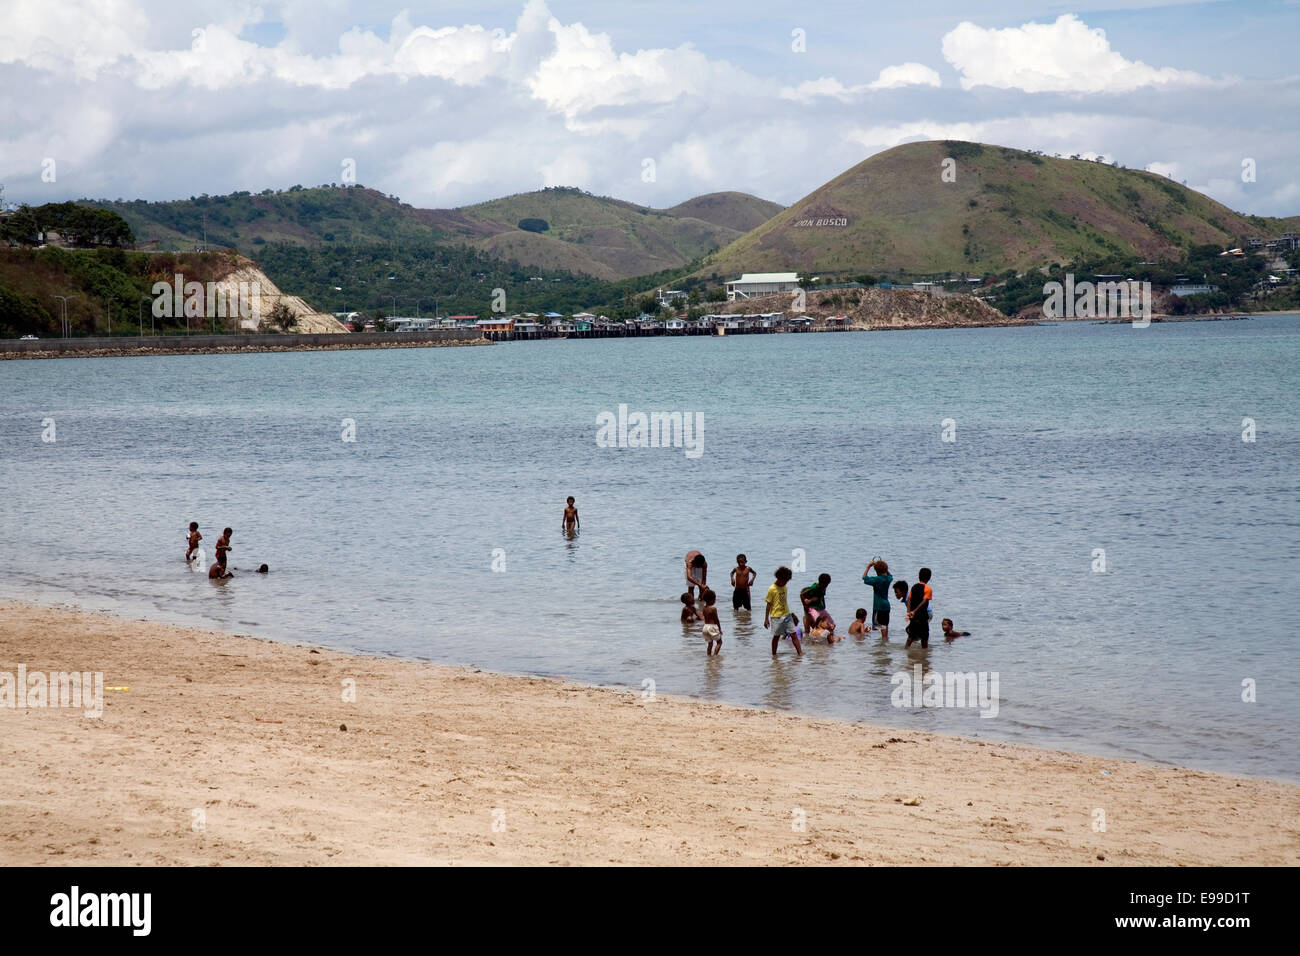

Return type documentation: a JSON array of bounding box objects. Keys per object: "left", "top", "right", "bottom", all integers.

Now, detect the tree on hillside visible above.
[
  {"left": 267, "top": 302, "right": 298, "bottom": 332},
  {"left": 1, "top": 206, "right": 40, "bottom": 244}
]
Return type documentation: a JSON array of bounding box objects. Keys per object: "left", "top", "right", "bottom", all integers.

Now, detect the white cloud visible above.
[
  {"left": 941, "top": 14, "right": 1213, "bottom": 93},
  {"left": 780, "top": 77, "right": 858, "bottom": 102},
  {"left": 868, "top": 62, "right": 942, "bottom": 90},
  {"left": 0, "top": 0, "right": 1295, "bottom": 221},
  {"left": 1145, "top": 161, "right": 1182, "bottom": 180},
  {"left": 526, "top": 14, "right": 750, "bottom": 119},
  {"left": 0, "top": 0, "right": 146, "bottom": 80},
  {"left": 780, "top": 63, "right": 940, "bottom": 102}
]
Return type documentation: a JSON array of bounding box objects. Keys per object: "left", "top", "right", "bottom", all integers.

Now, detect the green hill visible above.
[
  {"left": 664, "top": 192, "right": 784, "bottom": 232},
  {"left": 87, "top": 185, "right": 783, "bottom": 281},
  {"left": 698, "top": 140, "right": 1300, "bottom": 279},
  {"left": 0, "top": 247, "right": 251, "bottom": 339}
]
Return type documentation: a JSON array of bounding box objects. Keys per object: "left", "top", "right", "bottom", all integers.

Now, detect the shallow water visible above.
[{"left": 2, "top": 316, "right": 1297, "bottom": 780}]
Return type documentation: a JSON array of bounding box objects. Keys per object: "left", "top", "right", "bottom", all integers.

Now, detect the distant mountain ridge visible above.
[
  {"left": 696, "top": 140, "right": 1300, "bottom": 279},
  {"left": 77, "top": 141, "right": 1300, "bottom": 289},
  {"left": 86, "top": 186, "right": 784, "bottom": 282}
]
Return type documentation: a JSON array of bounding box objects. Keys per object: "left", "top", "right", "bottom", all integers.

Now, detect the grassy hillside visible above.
[
  {"left": 700, "top": 140, "right": 1300, "bottom": 279},
  {"left": 664, "top": 192, "right": 784, "bottom": 232},
  {"left": 85, "top": 188, "right": 443, "bottom": 249},
  {"left": 87, "top": 185, "right": 782, "bottom": 281},
  {"left": 0, "top": 247, "right": 249, "bottom": 338},
  {"left": 445, "top": 186, "right": 770, "bottom": 279}
]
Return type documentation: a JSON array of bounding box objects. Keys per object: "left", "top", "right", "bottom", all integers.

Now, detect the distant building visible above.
[
  {"left": 725, "top": 272, "right": 799, "bottom": 301},
  {"left": 1170, "top": 284, "right": 1218, "bottom": 297},
  {"left": 390, "top": 317, "right": 434, "bottom": 331},
  {"left": 657, "top": 289, "right": 688, "bottom": 307}
]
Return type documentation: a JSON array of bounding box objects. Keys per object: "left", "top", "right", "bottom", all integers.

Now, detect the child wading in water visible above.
[
  {"left": 185, "top": 522, "right": 202, "bottom": 563},
  {"left": 680, "top": 592, "right": 700, "bottom": 624},
  {"left": 893, "top": 580, "right": 909, "bottom": 628},
  {"left": 848, "top": 608, "right": 869, "bottom": 636},
  {"left": 700, "top": 589, "right": 723, "bottom": 655},
  {"left": 730, "top": 553, "right": 756, "bottom": 611},
  {"left": 209, "top": 527, "right": 234, "bottom": 579},
  {"left": 764, "top": 566, "right": 802, "bottom": 656},
  {"left": 562, "top": 497, "right": 579, "bottom": 532}
]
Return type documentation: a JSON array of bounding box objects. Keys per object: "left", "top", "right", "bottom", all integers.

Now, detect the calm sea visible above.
[{"left": 2, "top": 316, "right": 1297, "bottom": 780}]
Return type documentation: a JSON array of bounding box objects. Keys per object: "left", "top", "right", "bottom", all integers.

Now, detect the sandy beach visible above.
[{"left": 1, "top": 600, "right": 1296, "bottom": 866}]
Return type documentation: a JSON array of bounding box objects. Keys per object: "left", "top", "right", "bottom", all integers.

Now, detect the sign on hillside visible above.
[{"left": 791, "top": 205, "right": 850, "bottom": 228}]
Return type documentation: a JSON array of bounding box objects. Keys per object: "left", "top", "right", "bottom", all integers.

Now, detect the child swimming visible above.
[{"left": 941, "top": 618, "right": 970, "bottom": 640}]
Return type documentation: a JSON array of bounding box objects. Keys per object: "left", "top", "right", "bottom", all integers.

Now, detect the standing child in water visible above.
[
  {"left": 185, "top": 522, "right": 202, "bottom": 563},
  {"left": 215, "top": 528, "right": 233, "bottom": 571},
  {"left": 700, "top": 589, "right": 723, "bottom": 655},
  {"left": 905, "top": 571, "right": 931, "bottom": 649},
  {"left": 919, "top": 567, "right": 933, "bottom": 621},
  {"left": 893, "top": 580, "right": 909, "bottom": 626},
  {"left": 764, "top": 566, "right": 802, "bottom": 656},
  {"left": 862, "top": 559, "right": 894, "bottom": 639},
  {"left": 730, "top": 553, "right": 756, "bottom": 611},
  {"left": 562, "top": 497, "right": 579, "bottom": 532}
]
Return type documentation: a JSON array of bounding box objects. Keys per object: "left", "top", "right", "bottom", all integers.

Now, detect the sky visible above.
[{"left": 2, "top": 0, "right": 1298, "bottom": 216}]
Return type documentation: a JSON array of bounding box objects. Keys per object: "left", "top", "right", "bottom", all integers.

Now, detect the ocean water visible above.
[{"left": 2, "top": 317, "right": 1298, "bottom": 780}]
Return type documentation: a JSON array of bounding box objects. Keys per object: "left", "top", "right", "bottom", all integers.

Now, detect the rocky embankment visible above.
[{"left": 719, "top": 287, "right": 1024, "bottom": 329}]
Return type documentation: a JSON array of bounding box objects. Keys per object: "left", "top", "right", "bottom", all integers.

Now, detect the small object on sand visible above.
[
  {"left": 309, "top": 649, "right": 320, "bottom": 654},
  {"left": 339, "top": 723, "right": 347, "bottom": 732},
  {"left": 105, "top": 686, "right": 130, "bottom": 691},
  {"left": 1096, "top": 853, "right": 1105, "bottom": 861},
  {"left": 1101, "top": 770, "right": 1112, "bottom": 776},
  {"left": 903, "top": 796, "right": 922, "bottom": 806}
]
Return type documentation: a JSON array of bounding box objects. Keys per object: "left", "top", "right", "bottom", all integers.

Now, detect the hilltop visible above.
[
  {"left": 698, "top": 141, "right": 1300, "bottom": 279},
  {"left": 86, "top": 186, "right": 783, "bottom": 282}
]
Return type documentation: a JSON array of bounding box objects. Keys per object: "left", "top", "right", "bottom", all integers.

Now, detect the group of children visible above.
[
  {"left": 681, "top": 552, "right": 969, "bottom": 657},
  {"left": 186, "top": 522, "right": 266, "bottom": 579}
]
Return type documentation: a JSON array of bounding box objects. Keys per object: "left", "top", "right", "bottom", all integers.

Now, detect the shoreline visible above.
[
  {"left": 6, "top": 311, "right": 1294, "bottom": 360},
  {"left": 0, "top": 329, "right": 489, "bottom": 361},
  {"left": 2, "top": 600, "right": 1296, "bottom": 865}
]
